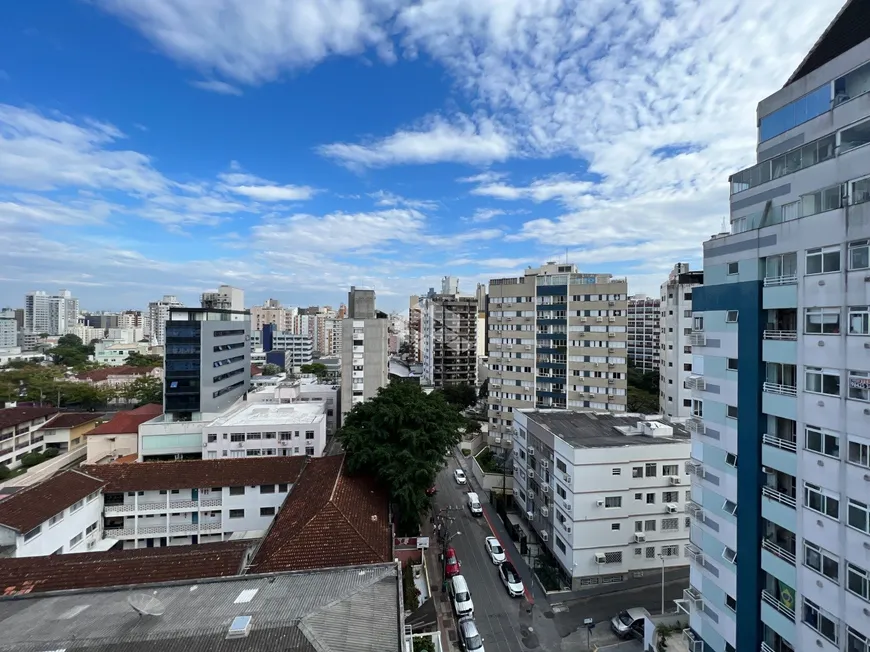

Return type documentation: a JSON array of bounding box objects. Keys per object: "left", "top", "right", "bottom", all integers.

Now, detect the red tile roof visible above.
[
  {"left": 251, "top": 363, "right": 263, "bottom": 376},
  {"left": 0, "top": 407, "right": 60, "bottom": 431},
  {"left": 41, "top": 412, "right": 104, "bottom": 430},
  {"left": 0, "top": 541, "right": 251, "bottom": 595},
  {"left": 82, "top": 456, "right": 308, "bottom": 492},
  {"left": 251, "top": 454, "right": 391, "bottom": 573},
  {"left": 87, "top": 403, "right": 162, "bottom": 435},
  {"left": 113, "top": 453, "right": 139, "bottom": 464},
  {"left": 75, "top": 366, "right": 154, "bottom": 382},
  {"left": 0, "top": 470, "right": 105, "bottom": 533}
]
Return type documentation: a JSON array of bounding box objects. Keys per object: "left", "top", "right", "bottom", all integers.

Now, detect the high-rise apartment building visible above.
[
  {"left": 148, "top": 295, "right": 184, "bottom": 346},
  {"left": 659, "top": 264, "right": 703, "bottom": 420},
  {"left": 119, "top": 310, "right": 148, "bottom": 333},
  {"left": 341, "top": 287, "right": 388, "bottom": 425},
  {"left": 24, "top": 290, "right": 78, "bottom": 335},
  {"left": 684, "top": 8, "right": 870, "bottom": 652},
  {"left": 419, "top": 282, "right": 478, "bottom": 387},
  {"left": 163, "top": 307, "right": 251, "bottom": 420},
  {"left": 408, "top": 295, "right": 422, "bottom": 362},
  {"left": 0, "top": 309, "right": 17, "bottom": 349},
  {"left": 487, "top": 263, "right": 628, "bottom": 454},
  {"left": 200, "top": 285, "right": 245, "bottom": 311},
  {"left": 627, "top": 295, "right": 661, "bottom": 373}
]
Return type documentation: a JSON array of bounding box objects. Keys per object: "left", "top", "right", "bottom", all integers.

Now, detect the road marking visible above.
[{"left": 480, "top": 507, "right": 534, "bottom": 604}]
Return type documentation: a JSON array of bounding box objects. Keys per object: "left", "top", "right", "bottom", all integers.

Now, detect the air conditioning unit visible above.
[
  {"left": 542, "top": 485, "right": 550, "bottom": 494},
  {"left": 528, "top": 447, "right": 536, "bottom": 456},
  {"left": 541, "top": 531, "right": 549, "bottom": 541},
  {"left": 541, "top": 460, "right": 549, "bottom": 469},
  {"left": 236, "top": 442, "right": 244, "bottom": 448},
  {"left": 87, "top": 539, "right": 96, "bottom": 550},
  {"left": 634, "top": 532, "right": 646, "bottom": 543},
  {"left": 580, "top": 317, "right": 588, "bottom": 322},
  {"left": 527, "top": 511, "right": 535, "bottom": 520},
  {"left": 594, "top": 552, "right": 606, "bottom": 564},
  {"left": 540, "top": 506, "right": 549, "bottom": 517},
  {"left": 669, "top": 476, "right": 682, "bottom": 485},
  {"left": 507, "top": 317, "right": 513, "bottom": 322},
  {"left": 596, "top": 317, "right": 603, "bottom": 322},
  {"left": 563, "top": 473, "right": 572, "bottom": 484},
  {"left": 608, "top": 333, "right": 616, "bottom": 338},
  {"left": 529, "top": 491, "right": 536, "bottom": 500},
  {"left": 564, "top": 525, "right": 572, "bottom": 533},
  {"left": 666, "top": 504, "right": 678, "bottom": 513},
  {"left": 596, "top": 498, "right": 605, "bottom": 506},
  {"left": 524, "top": 345, "right": 532, "bottom": 351},
  {"left": 608, "top": 317, "right": 615, "bottom": 322},
  {"left": 564, "top": 502, "right": 572, "bottom": 512},
  {"left": 608, "top": 301, "right": 615, "bottom": 307},
  {"left": 529, "top": 470, "right": 535, "bottom": 479}
]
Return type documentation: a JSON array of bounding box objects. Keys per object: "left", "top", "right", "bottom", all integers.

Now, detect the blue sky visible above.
[{"left": 0, "top": 0, "right": 843, "bottom": 313}]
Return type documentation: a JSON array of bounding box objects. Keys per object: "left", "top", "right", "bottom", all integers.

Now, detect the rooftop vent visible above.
[
  {"left": 639, "top": 421, "right": 673, "bottom": 438},
  {"left": 227, "top": 615, "right": 252, "bottom": 639},
  {"left": 234, "top": 589, "right": 259, "bottom": 604}
]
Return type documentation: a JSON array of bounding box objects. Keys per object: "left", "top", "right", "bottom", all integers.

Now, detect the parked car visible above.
[
  {"left": 445, "top": 547, "right": 461, "bottom": 577},
  {"left": 611, "top": 608, "right": 648, "bottom": 639},
  {"left": 498, "top": 561, "right": 525, "bottom": 597},
  {"left": 454, "top": 469, "right": 467, "bottom": 485},
  {"left": 466, "top": 491, "right": 483, "bottom": 516},
  {"left": 448, "top": 575, "right": 474, "bottom": 617},
  {"left": 458, "top": 616, "right": 485, "bottom": 651},
  {"left": 484, "top": 536, "right": 505, "bottom": 564}
]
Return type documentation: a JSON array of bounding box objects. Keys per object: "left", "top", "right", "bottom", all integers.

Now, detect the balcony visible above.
[
  {"left": 689, "top": 331, "right": 706, "bottom": 347},
  {"left": 762, "top": 433, "right": 796, "bottom": 453},
  {"left": 761, "top": 486, "right": 796, "bottom": 508},
  {"left": 763, "top": 274, "right": 798, "bottom": 287},
  {"left": 761, "top": 590, "right": 795, "bottom": 620},
  {"left": 762, "top": 433, "right": 797, "bottom": 476},
  {"left": 763, "top": 330, "right": 797, "bottom": 341},
  {"left": 762, "top": 537, "right": 796, "bottom": 566},
  {"left": 762, "top": 382, "right": 797, "bottom": 397},
  {"left": 761, "top": 483, "right": 798, "bottom": 532}
]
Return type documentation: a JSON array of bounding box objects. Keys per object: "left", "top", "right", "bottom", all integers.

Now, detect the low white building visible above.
[
  {"left": 105, "top": 327, "right": 145, "bottom": 344},
  {"left": 513, "top": 409, "right": 691, "bottom": 590},
  {"left": 0, "top": 406, "right": 60, "bottom": 470},
  {"left": 92, "top": 341, "right": 150, "bottom": 366},
  {"left": 0, "top": 469, "right": 113, "bottom": 557},
  {"left": 247, "top": 377, "right": 339, "bottom": 435}
]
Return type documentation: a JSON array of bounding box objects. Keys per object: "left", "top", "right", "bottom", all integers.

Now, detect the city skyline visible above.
[{"left": 0, "top": 1, "right": 844, "bottom": 313}]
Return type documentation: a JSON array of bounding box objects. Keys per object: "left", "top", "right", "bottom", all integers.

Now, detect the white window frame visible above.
[
  {"left": 849, "top": 370, "right": 870, "bottom": 401},
  {"left": 849, "top": 436, "right": 870, "bottom": 469},
  {"left": 804, "top": 425, "right": 840, "bottom": 458},
  {"left": 805, "top": 366, "right": 841, "bottom": 397},
  {"left": 806, "top": 245, "right": 841, "bottom": 275},
  {"left": 722, "top": 499, "right": 738, "bottom": 515},
  {"left": 849, "top": 239, "right": 870, "bottom": 270},
  {"left": 693, "top": 316, "right": 704, "bottom": 331},
  {"left": 847, "top": 627, "right": 870, "bottom": 652},
  {"left": 726, "top": 358, "right": 738, "bottom": 371},
  {"left": 804, "top": 540, "right": 839, "bottom": 583},
  {"left": 804, "top": 482, "right": 840, "bottom": 520},
  {"left": 722, "top": 546, "right": 737, "bottom": 564},
  {"left": 725, "top": 310, "right": 738, "bottom": 323},
  {"left": 805, "top": 307, "right": 841, "bottom": 335},
  {"left": 48, "top": 512, "right": 64, "bottom": 527},
  {"left": 848, "top": 562, "right": 870, "bottom": 602},
  {"left": 23, "top": 525, "right": 41, "bottom": 542},
  {"left": 727, "top": 262, "right": 738, "bottom": 275},
  {"left": 850, "top": 306, "right": 870, "bottom": 335},
  {"left": 802, "top": 598, "right": 839, "bottom": 645},
  {"left": 848, "top": 498, "right": 870, "bottom": 534},
  {"left": 726, "top": 405, "right": 738, "bottom": 419},
  {"left": 70, "top": 499, "right": 83, "bottom": 513},
  {"left": 691, "top": 399, "right": 703, "bottom": 418},
  {"left": 725, "top": 452, "right": 737, "bottom": 467},
  {"left": 604, "top": 496, "right": 622, "bottom": 509}
]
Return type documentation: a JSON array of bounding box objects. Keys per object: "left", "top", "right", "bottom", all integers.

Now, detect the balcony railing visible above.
[
  {"left": 762, "top": 433, "right": 797, "bottom": 452},
  {"left": 761, "top": 589, "right": 795, "bottom": 619},
  {"left": 760, "top": 643, "right": 776, "bottom": 652},
  {"left": 762, "top": 538, "right": 796, "bottom": 565},
  {"left": 104, "top": 498, "right": 223, "bottom": 514},
  {"left": 762, "top": 486, "right": 797, "bottom": 508},
  {"left": 689, "top": 332, "right": 706, "bottom": 347},
  {"left": 763, "top": 382, "right": 797, "bottom": 397},
  {"left": 763, "top": 329, "right": 798, "bottom": 341},
  {"left": 763, "top": 274, "right": 798, "bottom": 287}
]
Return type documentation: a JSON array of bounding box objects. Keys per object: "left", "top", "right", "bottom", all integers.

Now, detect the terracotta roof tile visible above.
[
  {"left": 0, "top": 470, "right": 105, "bottom": 533},
  {"left": 87, "top": 403, "right": 162, "bottom": 435},
  {"left": 82, "top": 456, "right": 307, "bottom": 492},
  {"left": 75, "top": 366, "right": 153, "bottom": 382},
  {"left": 113, "top": 453, "right": 139, "bottom": 464},
  {"left": 0, "top": 407, "right": 60, "bottom": 431},
  {"left": 0, "top": 541, "right": 250, "bottom": 595},
  {"left": 41, "top": 412, "right": 103, "bottom": 429},
  {"left": 251, "top": 454, "right": 391, "bottom": 573},
  {"left": 251, "top": 363, "right": 263, "bottom": 376}
]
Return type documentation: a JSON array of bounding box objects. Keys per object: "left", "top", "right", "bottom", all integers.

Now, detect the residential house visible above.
[
  {"left": 39, "top": 412, "right": 103, "bottom": 453},
  {"left": 74, "top": 365, "right": 162, "bottom": 389},
  {"left": 0, "top": 406, "right": 60, "bottom": 470},
  {"left": 85, "top": 403, "right": 163, "bottom": 463}
]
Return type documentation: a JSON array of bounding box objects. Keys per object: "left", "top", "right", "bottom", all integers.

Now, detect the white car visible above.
[
  {"left": 499, "top": 561, "right": 525, "bottom": 598},
  {"left": 484, "top": 536, "right": 505, "bottom": 564},
  {"left": 454, "top": 469, "right": 467, "bottom": 485}
]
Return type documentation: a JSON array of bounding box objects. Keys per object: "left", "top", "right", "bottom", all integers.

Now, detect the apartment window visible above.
[
  {"left": 247, "top": 432, "right": 262, "bottom": 440},
  {"left": 555, "top": 537, "right": 566, "bottom": 553},
  {"left": 850, "top": 239, "right": 870, "bottom": 270},
  {"left": 646, "top": 547, "right": 656, "bottom": 559},
  {"left": 645, "top": 463, "right": 657, "bottom": 477},
  {"left": 278, "top": 483, "right": 288, "bottom": 492},
  {"left": 661, "top": 545, "right": 679, "bottom": 557},
  {"left": 305, "top": 446, "right": 315, "bottom": 456},
  {"left": 229, "top": 486, "right": 244, "bottom": 496},
  {"left": 604, "top": 496, "right": 622, "bottom": 508},
  {"left": 849, "top": 437, "right": 870, "bottom": 468},
  {"left": 727, "top": 262, "right": 738, "bottom": 275},
  {"left": 611, "top": 468, "right": 621, "bottom": 476},
  {"left": 557, "top": 485, "right": 566, "bottom": 499},
  {"left": 725, "top": 452, "right": 737, "bottom": 467},
  {"left": 611, "top": 523, "right": 621, "bottom": 531},
  {"left": 725, "top": 310, "right": 738, "bottom": 323},
  {"left": 847, "top": 562, "right": 870, "bottom": 601},
  {"left": 69, "top": 532, "right": 83, "bottom": 549},
  {"left": 806, "top": 367, "right": 841, "bottom": 396},
  {"left": 87, "top": 491, "right": 99, "bottom": 503},
  {"left": 723, "top": 500, "right": 738, "bottom": 516},
  {"left": 848, "top": 628, "right": 870, "bottom": 652},
  {"left": 804, "top": 540, "right": 839, "bottom": 582},
  {"left": 661, "top": 464, "right": 677, "bottom": 476},
  {"left": 230, "top": 433, "right": 245, "bottom": 442},
  {"left": 726, "top": 358, "right": 738, "bottom": 371},
  {"left": 726, "top": 405, "right": 738, "bottom": 419},
  {"left": 207, "top": 434, "right": 217, "bottom": 443},
  {"left": 634, "top": 493, "right": 642, "bottom": 501},
  {"left": 662, "top": 517, "right": 679, "bottom": 531},
  {"left": 604, "top": 551, "right": 622, "bottom": 564},
  {"left": 556, "top": 459, "right": 567, "bottom": 473},
  {"left": 691, "top": 399, "right": 703, "bottom": 417},
  {"left": 849, "top": 306, "right": 870, "bottom": 336},
  {"left": 229, "top": 509, "right": 244, "bottom": 518},
  {"left": 693, "top": 316, "right": 704, "bottom": 331},
  {"left": 805, "top": 426, "right": 840, "bottom": 458},
  {"left": 634, "top": 548, "right": 642, "bottom": 557},
  {"left": 260, "top": 484, "right": 275, "bottom": 494},
  {"left": 805, "top": 307, "right": 841, "bottom": 334},
  {"left": 49, "top": 513, "right": 64, "bottom": 527},
  {"left": 722, "top": 547, "right": 737, "bottom": 564},
  {"left": 850, "top": 370, "right": 870, "bottom": 401},
  {"left": 23, "top": 525, "right": 41, "bottom": 542},
  {"left": 646, "top": 494, "right": 655, "bottom": 505},
  {"left": 260, "top": 507, "right": 276, "bottom": 517},
  {"left": 70, "top": 499, "right": 83, "bottom": 513},
  {"left": 849, "top": 498, "right": 870, "bottom": 534},
  {"left": 725, "top": 594, "right": 736, "bottom": 612},
  {"left": 632, "top": 466, "right": 643, "bottom": 478},
  {"left": 803, "top": 598, "right": 838, "bottom": 645},
  {"left": 806, "top": 246, "right": 841, "bottom": 274},
  {"left": 86, "top": 522, "right": 97, "bottom": 535},
  {"left": 804, "top": 482, "right": 840, "bottom": 519}
]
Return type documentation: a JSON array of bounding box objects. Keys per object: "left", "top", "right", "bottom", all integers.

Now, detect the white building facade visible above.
[
  {"left": 147, "top": 295, "right": 184, "bottom": 346},
  {"left": 513, "top": 409, "right": 690, "bottom": 591},
  {"left": 24, "top": 290, "right": 79, "bottom": 336},
  {"left": 659, "top": 263, "right": 704, "bottom": 420},
  {"left": 627, "top": 295, "right": 661, "bottom": 373}
]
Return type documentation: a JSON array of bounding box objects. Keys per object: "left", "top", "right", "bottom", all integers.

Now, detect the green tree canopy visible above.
[
  {"left": 49, "top": 335, "right": 92, "bottom": 367},
  {"left": 300, "top": 362, "right": 328, "bottom": 379},
  {"left": 122, "top": 376, "right": 162, "bottom": 406},
  {"left": 125, "top": 352, "right": 163, "bottom": 368},
  {"left": 438, "top": 383, "right": 478, "bottom": 410},
  {"left": 337, "top": 382, "right": 466, "bottom": 534},
  {"left": 261, "top": 363, "right": 282, "bottom": 376}
]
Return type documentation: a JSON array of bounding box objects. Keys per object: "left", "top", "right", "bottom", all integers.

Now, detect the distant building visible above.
[
  {"left": 659, "top": 263, "right": 703, "bottom": 420},
  {"left": 627, "top": 294, "right": 661, "bottom": 373},
  {"left": 0, "top": 309, "right": 17, "bottom": 349},
  {"left": 92, "top": 341, "right": 151, "bottom": 366},
  {"left": 341, "top": 287, "right": 388, "bottom": 425},
  {"left": 0, "top": 406, "right": 61, "bottom": 470},
  {"left": 147, "top": 294, "right": 184, "bottom": 346},
  {"left": 419, "top": 285, "right": 478, "bottom": 387},
  {"left": 200, "top": 284, "right": 245, "bottom": 311},
  {"left": 24, "top": 290, "right": 78, "bottom": 335}
]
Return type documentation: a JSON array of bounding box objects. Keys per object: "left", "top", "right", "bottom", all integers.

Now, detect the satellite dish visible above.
[{"left": 128, "top": 593, "right": 166, "bottom": 617}]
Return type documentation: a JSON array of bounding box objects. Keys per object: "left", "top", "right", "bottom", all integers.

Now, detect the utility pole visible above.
[{"left": 658, "top": 553, "right": 666, "bottom": 614}]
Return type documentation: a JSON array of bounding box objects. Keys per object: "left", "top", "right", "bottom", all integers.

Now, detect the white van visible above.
[
  {"left": 449, "top": 575, "right": 474, "bottom": 617},
  {"left": 467, "top": 492, "right": 483, "bottom": 516}
]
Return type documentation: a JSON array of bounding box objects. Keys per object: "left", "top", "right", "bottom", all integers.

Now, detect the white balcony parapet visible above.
[
  {"left": 763, "top": 330, "right": 797, "bottom": 341},
  {"left": 763, "top": 382, "right": 797, "bottom": 397},
  {"left": 763, "top": 274, "right": 798, "bottom": 287},
  {"left": 761, "top": 538, "right": 796, "bottom": 565},
  {"left": 762, "top": 486, "right": 796, "bottom": 508},
  {"left": 761, "top": 589, "right": 795, "bottom": 619},
  {"left": 689, "top": 332, "right": 706, "bottom": 347},
  {"left": 762, "top": 433, "right": 797, "bottom": 452}
]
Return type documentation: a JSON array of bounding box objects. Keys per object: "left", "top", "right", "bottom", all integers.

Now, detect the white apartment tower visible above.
[
  {"left": 148, "top": 295, "right": 184, "bottom": 346},
  {"left": 340, "top": 287, "right": 388, "bottom": 425},
  {"left": 24, "top": 290, "right": 79, "bottom": 335},
  {"left": 627, "top": 295, "right": 661, "bottom": 373},
  {"left": 659, "top": 264, "right": 704, "bottom": 420},
  {"left": 201, "top": 285, "right": 245, "bottom": 311},
  {"left": 686, "top": 6, "right": 870, "bottom": 652},
  {"left": 487, "top": 263, "right": 629, "bottom": 455}
]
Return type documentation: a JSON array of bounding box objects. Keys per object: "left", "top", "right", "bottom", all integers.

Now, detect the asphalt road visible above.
[{"left": 432, "top": 457, "right": 563, "bottom": 652}]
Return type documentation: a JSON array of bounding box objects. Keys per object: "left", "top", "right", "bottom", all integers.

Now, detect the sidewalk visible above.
[{"left": 421, "top": 519, "right": 457, "bottom": 651}]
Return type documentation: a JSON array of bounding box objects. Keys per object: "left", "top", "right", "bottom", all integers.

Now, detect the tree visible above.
[
  {"left": 0, "top": 464, "right": 10, "bottom": 481},
  {"left": 627, "top": 386, "right": 660, "bottom": 414},
  {"left": 337, "top": 382, "right": 466, "bottom": 534},
  {"left": 125, "top": 376, "right": 162, "bottom": 406},
  {"left": 478, "top": 378, "right": 489, "bottom": 400},
  {"left": 261, "top": 363, "right": 282, "bottom": 376},
  {"left": 125, "top": 352, "right": 163, "bottom": 368},
  {"left": 439, "top": 383, "right": 477, "bottom": 410},
  {"left": 398, "top": 341, "right": 413, "bottom": 356},
  {"left": 300, "top": 362, "right": 328, "bottom": 380}
]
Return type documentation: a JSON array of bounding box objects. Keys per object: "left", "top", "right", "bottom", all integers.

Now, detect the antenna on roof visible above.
[{"left": 128, "top": 593, "right": 166, "bottom": 617}]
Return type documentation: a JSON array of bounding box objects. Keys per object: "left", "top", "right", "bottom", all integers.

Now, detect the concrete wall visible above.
[{"left": 471, "top": 452, "right": 513, "bottom": 493}]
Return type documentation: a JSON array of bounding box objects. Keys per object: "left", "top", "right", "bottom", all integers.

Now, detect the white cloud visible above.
[
  {"left": 217, "top": 163, "right": 319, "bottom": 202},
  {"left": 466, "top": 208, "right": 505, "bottom": 222},
  {"left": 317, "top": 115, "right": 513, "bottom": 168},
  {"left": 369, "top": 190, "right": 439, "bottom": 210},
  {"left": 470, "top": 174, "right": 594, "bottom": 205},
  {"left": 190, "top": 79, "right": 243, "bottom": 96}
]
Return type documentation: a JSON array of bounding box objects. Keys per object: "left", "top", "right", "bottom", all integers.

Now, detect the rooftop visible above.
[
  {"left": 252, "top": 454, "right": 392, "bottom": 573},
  {"left": 0, "top": 541, "right": 251, "bottom": 595},
  {"left": 523, "top": 410, "right": 690, "bottom": 449},
  {"left": 210, "top": 402, "right": 325, "bottom": 428},
  {"left": 41, "top": 411, "right": 104, "bottom": 429},
  {"left": 87, "top": 403, "right": 163, "bottom": 435},
  {"left": 0, "top": 562, "right": 402, "bottom": 652},
  {"left": 75, "top": 366, "right": 155, "bottom": 382},
  {"left": 0, "top": 406, "right": 59, "bottom": 430},
  {"left": 82, "top": 456, "right": 307, "bottom": 492},
  {"left": 0, "top": 470, "right": 104, "bottom": 533}
]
